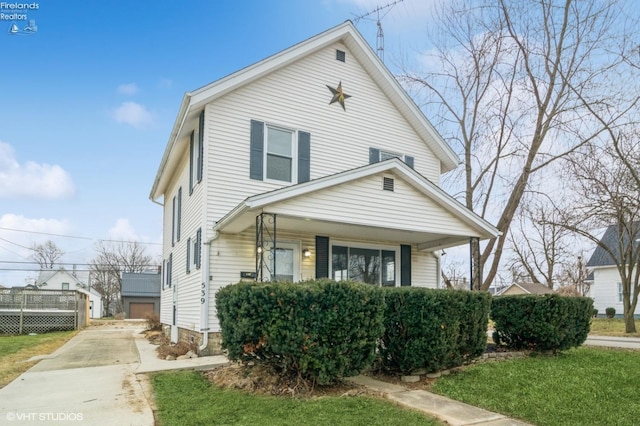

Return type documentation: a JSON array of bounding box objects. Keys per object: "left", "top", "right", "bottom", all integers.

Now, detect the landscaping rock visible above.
[
  {"left": 165, "top": 355, "right": 176, "bottom": 361},
  {"left": 426, "top": 372, "right": 441, "bottom": 379},
  {"left": 411, "top": 368, "right": 427, "bottom": 375},
  {"left": 401, "top": 375, "right": 420, "bottom": 383},
  {"left": 186, "top": 350, "right": 198, "bottom": 359},
  {"left": 176, "top": 354, "right": 190, "bottom": 360}
]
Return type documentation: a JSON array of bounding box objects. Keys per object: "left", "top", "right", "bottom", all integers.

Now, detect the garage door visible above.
[{"left": 129, "top": 303, "right": 155, "bottom": 319}]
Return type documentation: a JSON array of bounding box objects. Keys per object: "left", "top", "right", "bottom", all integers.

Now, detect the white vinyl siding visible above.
[
  {"left": 204, "top": 42, "right": 442, "bottom": 224},
  {"left": 265, "top": 174, "right": 478, "bottom": 237},
  {"left": 161, "top": 141, "right": 205, "bottom": 330},
  {"left": 590, "top": 267, "right": 640, "bottom": 316}
]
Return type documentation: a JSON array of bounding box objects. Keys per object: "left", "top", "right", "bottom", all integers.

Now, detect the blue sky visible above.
[{"left": 0, "top": 0, "right": 438, "bottom": 286}]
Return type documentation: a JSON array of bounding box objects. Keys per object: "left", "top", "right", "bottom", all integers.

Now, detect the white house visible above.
[
  {"left": 37, "top": 268, "right": 104, "bottom": 319},
  {"left": 149, "top": 21, "right": 500, "bottom": 354},
  {"left": 587, "top": 224, "right": 640, "bottom": 317}
]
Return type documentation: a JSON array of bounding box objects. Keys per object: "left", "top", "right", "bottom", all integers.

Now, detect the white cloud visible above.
[
  {"left": 0, "top": 142, "right": 75, "bottom": 199},
  {"left": 108, "top": 218, "right": 139, "bottom": 241},
  {"left": 112, "top": 102, "right": 153, "bottom": 128},
  {"left": 117, "top": 83, "right": 139, "bottom": 95}
]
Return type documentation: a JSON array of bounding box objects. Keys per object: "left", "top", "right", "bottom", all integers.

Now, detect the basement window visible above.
[
  {"left": 383, "top": 177, "right": 394, "bottom": 192},
  {"left": 336, "top": 49, "right": 346, "bottom": 62}
]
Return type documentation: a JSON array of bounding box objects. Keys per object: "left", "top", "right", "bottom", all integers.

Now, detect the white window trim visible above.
[
  {"left": 329, "top": 240, "right": 400, "bottom": 287},
  {"left": 263, "top": 123, "right": 298, "bottom": 184},
  {"left": 618, "top": 282, "right": 623, "bottom": 303}
]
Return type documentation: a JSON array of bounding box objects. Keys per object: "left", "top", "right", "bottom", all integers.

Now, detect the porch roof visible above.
[{"left": 213, "top": 159, "right": 500, "bottom": 250}]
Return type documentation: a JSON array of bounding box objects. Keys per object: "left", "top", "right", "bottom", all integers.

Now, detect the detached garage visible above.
[{"left": 121, "top": 272, "right": 161, "bottom": 319}]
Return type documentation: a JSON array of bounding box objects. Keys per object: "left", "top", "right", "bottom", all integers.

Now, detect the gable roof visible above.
[
  {"left": 497, "top": 282, "right": 555, "bottom": 296},
  {"left": 121, "top": 272, "right": 161, "bottom": 297},
  {"left": 214, "top": 158, "right": 499, "bottom": 247},
  {"left": 150, "top": 20, "right": 459, "bottom": 201},
  {"left": 586, "top": 223, "right": 640, "bottom": 268}
]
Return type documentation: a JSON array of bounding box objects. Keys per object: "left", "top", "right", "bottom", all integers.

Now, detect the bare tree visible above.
[
  {"left": 90, "top": 241, "right": 153, "bottom": 315},
  {"left": 559, "top": 134, "right": 640, "bottom": 332},
  {"left": 30, "top": 240, "right": 64, "bottom": 269},
  {"left": 555, "top": 254, "right": 591, "bottom": 297},
  {"left": 509, "top": 200, "right": 575, "bottom": 289},
  {"left": 401, "top": 0, "right": 634, "bottom": 290}
]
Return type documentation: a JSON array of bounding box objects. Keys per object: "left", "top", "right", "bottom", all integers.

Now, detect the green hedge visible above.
[
  {"left": 492, "top": 294, "right": 593, "bottom": 352},
  {"left": 215, "top": 280, "right": 385, "bottom": 385},
  {"left": 379, "top": 287, "right": 491, "bottom": 374}
]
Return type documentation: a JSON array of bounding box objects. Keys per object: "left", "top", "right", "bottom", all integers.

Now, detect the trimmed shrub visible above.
[
  {"left": 215, "top": 280, "right": 385, "bottom": 385},
  {"left": 492, "top": 294, "right": 593, "bottom": 352},
  {"left": 379, "top": 287, "right": 491, "bottom": 374},
  {"left": 592, "top": 308, "right": 598, "bottom": 318},
  {"left": 605, "top": 307, "right": 616, "bottom": 318}
]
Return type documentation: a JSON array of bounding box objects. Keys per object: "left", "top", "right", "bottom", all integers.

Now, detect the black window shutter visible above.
[
  {"left": 171, "top": 196, "right": 176, "bottom": 247},
  {"left": 298, "top": 131, "right": 311, "bottom": 183},
  {"left": 186, "top": 237, "right": 191, "bottom": 274},
  {"left": 195, "top": 228, "right": 202, "bottom": 269},
  {"left": 162, "top": 259, "right": 166, "bottom": 290},
  {"left": 250, "top": 120, "right": 264, "bottom": 180},
  {"left": 197, "top": 110, "right": 204, "bottom": 183},
  {"left": 400, "top": 244, "right": 411, "bottom": 286},
  {"left": 168, "top": 253, "right": 173, "bottom": 288},
  {"left": 315, "top": 236, "right": 329, "bottom": 279},
  {"left": 405, "top": 156, "right": 415, "bottom": 169},
  {"left": 177, "top": 187, "right": 182, "bottom": 241},
  {"left": 369, "top": 147, "right": 380, "bottom": 164},
  {"left": 189, "top": 131, "right": 194, "bottom": 194}
]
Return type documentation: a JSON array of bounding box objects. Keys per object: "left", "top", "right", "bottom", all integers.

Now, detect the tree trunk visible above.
[{"left": 624, "top": 310, "right": 637, "bottom": 334}]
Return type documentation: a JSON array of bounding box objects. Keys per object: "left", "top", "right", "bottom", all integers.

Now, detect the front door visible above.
[{"left": 270, "top": 242, "right": 300, "bottom": 282}]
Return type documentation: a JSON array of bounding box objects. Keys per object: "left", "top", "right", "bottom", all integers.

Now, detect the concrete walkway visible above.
[
  {"left": 0, "top": 323, "right": 228, "bottom": 426},
  {"left": 585, "top": 335, "right": 640, "bottom": 349},
  {"left": 347, "top": 375, "right": 532, "bottom": 426}
]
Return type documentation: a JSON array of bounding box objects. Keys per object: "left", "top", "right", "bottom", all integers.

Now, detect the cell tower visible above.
[{"left": 353, "top": 0, "right": 404, "bottom": 63}]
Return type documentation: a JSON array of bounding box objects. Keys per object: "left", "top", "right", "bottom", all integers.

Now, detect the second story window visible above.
[
  {"left": 250, "top": 119, "right": 310, "bottom": 184},
  {"left": 369, "top": 147, "right": 414, "bottom": 169},
  {"left": 266, "top": 126, "right": 294, "bottom": 182}
]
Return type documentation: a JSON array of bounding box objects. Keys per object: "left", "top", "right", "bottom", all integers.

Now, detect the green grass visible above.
[
  {"left": 152, "top": 371, "right": 441, "bottom": 426},
  {"left": 0, "top": 331, "right": 76, "bottom": 358},
  {"left": 590, "top": 318, "right": 640, "bottom": 337},
  {"left": 431, "top": 347, "right": 640, "bottom": 426},
  {"left": 0, "top": 330, "right": 77, "bottom": 388}
]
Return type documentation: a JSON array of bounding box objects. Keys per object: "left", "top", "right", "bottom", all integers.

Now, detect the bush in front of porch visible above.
[
  {"left": 216, "top": 280, "right": 385, "bottom": 385},
  {"left": 379, "top": 288, "right": 491, "bottom": 374}
]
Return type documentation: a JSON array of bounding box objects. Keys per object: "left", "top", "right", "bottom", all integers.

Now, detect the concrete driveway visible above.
[
  {"left": 584, "top": 335, "right": 640, "bottom": 349},
  {"left": 0, "top": 322, "right": 227, "bottom": 426},
  {"left": 0, "top": 324, "right": 152, "bottom": 426}
]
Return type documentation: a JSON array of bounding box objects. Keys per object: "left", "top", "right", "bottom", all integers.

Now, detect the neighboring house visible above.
[
  {"left": 587, "top": 224, "right": 640, "bottom": 317},
  {"left": 149, "top": 21, "right": 500, "bottom": 354},
  {"left": 121, "top": 272, "right": 161, "bottom": 319},
  {"left": 496, "top": 282, "right": 555, "bottom": 296},
  {"left": 37, "top": 268, "right": 104, "bottom": 319}
]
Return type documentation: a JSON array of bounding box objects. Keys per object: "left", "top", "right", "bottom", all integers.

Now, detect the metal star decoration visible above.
[{"left": 326, "top": 81, "right": 351, "bottom": 111}]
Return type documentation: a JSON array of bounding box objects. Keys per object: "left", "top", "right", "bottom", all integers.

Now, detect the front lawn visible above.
[
  {"left": 589, "top": 318, "right": 640, "bottom": 337},
  {"left": 0, "top": 330, "right": 77, "bottom": 388},
  {"left": 431, "top": 347, "right": 640, "bottom": 426},
  {"left": 152, "top": 371, "right": 441, "bottom": 426}
]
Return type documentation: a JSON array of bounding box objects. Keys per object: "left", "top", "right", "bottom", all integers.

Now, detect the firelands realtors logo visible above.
[{"left": 1, "top": 2, "right": 39, "bottom": 35}]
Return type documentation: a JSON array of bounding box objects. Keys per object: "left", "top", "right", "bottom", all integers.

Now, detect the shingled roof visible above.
[{"left": 586, "top": 223, "right": 640, "bottom": 268}]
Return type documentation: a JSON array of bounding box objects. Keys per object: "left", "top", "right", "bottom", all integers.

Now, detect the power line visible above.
[{"left": 0, "top": 227, "right": 162, "bottom": 246}]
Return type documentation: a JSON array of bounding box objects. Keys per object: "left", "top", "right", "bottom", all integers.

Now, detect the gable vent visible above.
[
  {"left": 383, "top": 177, "right": 394, "bottom": 192},
  {"left": 336, "top": 49, "right": 346, "bottom": 62}
]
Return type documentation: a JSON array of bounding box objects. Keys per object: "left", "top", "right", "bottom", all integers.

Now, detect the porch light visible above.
[
  {"left": 257, "top": 246, "right": 263, "bottom": 254},
  {"left": 302, "top": 249, "right": 311, "bottom": 258}
]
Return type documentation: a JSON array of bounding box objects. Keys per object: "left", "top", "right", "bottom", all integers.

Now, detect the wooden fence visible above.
[{"left": 0, "top": 289, "right": 88, "bottom": 334}]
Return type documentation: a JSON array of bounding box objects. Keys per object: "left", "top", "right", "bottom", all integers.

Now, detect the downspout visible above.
[
  {"left": 199, "top": 230, "right": 218, "bottom": 353},
  {"left": 434, "top": 251, "right": 442, "bottom": 289}
]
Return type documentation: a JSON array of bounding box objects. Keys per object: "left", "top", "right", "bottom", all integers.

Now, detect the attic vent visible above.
[
  {"left": 336, "top": 49, "right": 346, "bottom": 62},
  {"left": 383, "top": 177, "right": 394, "bottom": 192}
]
